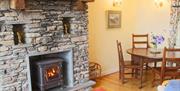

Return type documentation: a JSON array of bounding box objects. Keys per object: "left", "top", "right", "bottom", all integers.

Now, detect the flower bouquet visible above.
[{"left": 150, "top": 34, "right": 165, "bottom": 54}]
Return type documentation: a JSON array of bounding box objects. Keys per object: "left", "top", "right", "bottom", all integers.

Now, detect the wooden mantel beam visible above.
[
  {"left": 9, "top": 0, "right": 94, "bottom": 10},
  {"left": 10, "top": 0, "right": 25, "bottom": 10},
  {"left": 81, "top": 0, "right": 95, "bottom": 2}
]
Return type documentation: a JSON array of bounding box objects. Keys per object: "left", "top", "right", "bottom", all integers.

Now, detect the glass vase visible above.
[{"left": 150, "top": 45, "right": 161, "bottom": 54}]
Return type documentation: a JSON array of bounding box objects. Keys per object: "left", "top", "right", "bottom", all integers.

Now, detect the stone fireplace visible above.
[{"left": 0, "top": 0, "right": 95, "bottom": 91}]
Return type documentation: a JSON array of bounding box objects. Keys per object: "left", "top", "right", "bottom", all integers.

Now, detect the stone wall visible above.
[
  {"left": 169, "top": 0, "right": 180, "bottom": 47},
  {"left": 0, "top": 0, "right": 90, "bottom": 91}
]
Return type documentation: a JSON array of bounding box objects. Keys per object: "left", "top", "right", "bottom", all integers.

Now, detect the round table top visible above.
[
  {"left": 127, "top": 48, "right": 180, "bottom": 61},
  {"left": 127, "top": 48, "right": 163, "bottom": 60}
]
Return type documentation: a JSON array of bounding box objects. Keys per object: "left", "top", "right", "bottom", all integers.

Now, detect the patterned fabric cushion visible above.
[{"left": 164, "top": 80, "right": 180, "bottom": 91}]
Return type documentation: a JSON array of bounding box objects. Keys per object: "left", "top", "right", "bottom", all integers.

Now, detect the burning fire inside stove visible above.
[
  {"left": 45, "top": 65, "right": 60, "bottom": 80},
  {"left": 31, "top": 58, "right": 64, "bottom": 91}
]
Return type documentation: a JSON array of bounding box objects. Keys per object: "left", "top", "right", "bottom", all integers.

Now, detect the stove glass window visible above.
[{"left": 45, "top": 64, "right": 60, "bottom": 81}]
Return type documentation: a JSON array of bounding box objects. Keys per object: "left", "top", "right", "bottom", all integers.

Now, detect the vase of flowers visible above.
[{"left": 150, "top": 34, "right": 165, "bottom": 53}]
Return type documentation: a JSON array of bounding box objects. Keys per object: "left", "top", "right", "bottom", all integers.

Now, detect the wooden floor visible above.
[{"left": 92, "top": 71, "right": 157, "bottom": 91}]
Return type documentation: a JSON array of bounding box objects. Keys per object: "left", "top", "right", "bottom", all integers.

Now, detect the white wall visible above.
[{"left": 88, "top": 0, "right": 170, "bottom": 75}]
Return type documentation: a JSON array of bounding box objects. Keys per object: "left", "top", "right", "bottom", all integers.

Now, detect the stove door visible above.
[{"left": 44, "top": 63, "right": 61, "bottom": 82}]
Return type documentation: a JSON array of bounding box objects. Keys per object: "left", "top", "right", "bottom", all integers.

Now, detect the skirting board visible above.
[{"left": 101, "top": 67, "right": 119, "bottom": 76}]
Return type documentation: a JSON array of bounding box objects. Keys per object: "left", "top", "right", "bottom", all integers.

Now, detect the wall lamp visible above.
[
  {"left": 155, "top": 0, "right": 164, "bottom": 7},
  {"left": 155, "top": 0, "right": 169, "bottom": 7},
  {"left": 113, "top": 0, "right": 122, "bottom": 7}
]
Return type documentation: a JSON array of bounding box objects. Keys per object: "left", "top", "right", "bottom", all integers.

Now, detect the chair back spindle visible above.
[
  {"left": 132, "top": 34, "right": 149, "bottom": 48},
  {"left": 116, "top": 40, "right": 124, "bottom": 66}
]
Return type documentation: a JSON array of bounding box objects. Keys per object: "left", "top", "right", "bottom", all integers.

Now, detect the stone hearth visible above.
[{"left": 0, "top": 0, "right": 95, "bottom": 91}]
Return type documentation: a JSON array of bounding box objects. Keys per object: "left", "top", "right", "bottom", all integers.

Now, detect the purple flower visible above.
[{"left": 151, "top": 35, "right": 164, "bottom": 48}]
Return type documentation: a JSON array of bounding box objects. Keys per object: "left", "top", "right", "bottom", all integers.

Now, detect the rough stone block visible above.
[
  {"left": 26, "top": 12, "right": 46, "bottom": 20},
  {"left": 5, "top": 17, "right": 16, "bottom": 21},
  {"left": 50, "top": 47, "right": 58, "bottom": 51},
  {"left": 47, "top": 26, "right": 56, "bottom": 31},
  {"left": 1, "top": 86, "right": 16, "bottom": 91},
  {"left": 37, "top": 46, "right": 48, "bottom": 52},
  {"left": 4, "top": 34, "right": 13, "bottom": 40},
  {"left": 0, "top": 0, "right": 10, "bottom": 10},
  {"left": 4, "top": 12, "right": 18, "bottom": 17},
  {"left": 25, "top": 38, "right": 35, "bottom": 44},
  {"left": 0, "top": 51, "right": 11, "bottom": 57},
  {"left": 57, "top": 26, "right": 63, "bottom": 30},
  {"left": 36, "top": 37, "right": 52, "bottom": 44},
  {"left": 71, "top": 36, "right": 87, "bottom": 42},
  {"left": 25, "top": 33, "right": 41, "bottom": 38},
  {"left": 0, "top": 46, "right": 9, "bottom": 52},
  {"left": 25, "top": 23, "right": 40, "bottom": 28},
  {"left": 13, "top": 48, "right": 26, "bottom": 54},
  {"left": 28, "top": 28, "right": 45, "bottom": 33},
  {"left": 0, "top": 32, "right": 13, "bottom": 36},
  {"left": 42, "top": 33, "right": 53, "bottom": 37}
]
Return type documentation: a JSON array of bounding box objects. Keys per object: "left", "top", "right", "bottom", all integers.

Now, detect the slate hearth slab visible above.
[{"left": 50, "top": 81, "right": 96, "bottom": 91}]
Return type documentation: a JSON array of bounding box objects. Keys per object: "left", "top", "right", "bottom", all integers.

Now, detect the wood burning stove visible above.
[{"left": 31, "top": 57, "right": 64, "bottom": 91}]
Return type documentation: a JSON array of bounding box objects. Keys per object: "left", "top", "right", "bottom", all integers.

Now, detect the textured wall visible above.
[
  {"left": 0, "top": 0, "right": 89, "bottom": 91},
  {"left": 169, "top": 0, "right": 180, "bottom": 47}
]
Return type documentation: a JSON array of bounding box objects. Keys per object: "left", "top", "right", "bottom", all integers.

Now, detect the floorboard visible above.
[{"left": 92, "top": 71, "right": 157, "bottom": 91}]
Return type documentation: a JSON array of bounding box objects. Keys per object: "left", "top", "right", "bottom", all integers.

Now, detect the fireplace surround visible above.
[{"left": 0, "top": 0, "right": 95, "bottom": 91}]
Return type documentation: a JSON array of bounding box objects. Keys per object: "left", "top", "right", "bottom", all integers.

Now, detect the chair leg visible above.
[
  {"left": 145, "top": 63, "right": 148, "bottom": 75},
  {"left": 131, "top": 59, "right": 135, "bottom": 77},
  {"left": 132, "top": 69, "right": 135, "bottom": 77},
  {"left": 160, "top": 77, "right": 164, "bottom": 85},
  {"left": 139, "top": 59, "right": 143, "bottom": 89},
  {"left": 154, "top": 62, "right": 157, "bottom": 68},
  {"left": 131, "top": 56, "right": 137, "bottom": 77},
  {"left": 121, "top": 68, "right": 125, "bottom": 84},
  {"left": 119, "top": 66, "right": 121, "bottom": 80},
  {"left": 146, "top": 63, "right": 148, "bottom": 70},
  {"left": 135, "top": 69, "right": 138, "bottom": 78},
  {"left": 139, "top": 68, "right": 143, "bottom": 89},
  {"left": 152, "top": 69, "right": 156, "bottom": 87}
]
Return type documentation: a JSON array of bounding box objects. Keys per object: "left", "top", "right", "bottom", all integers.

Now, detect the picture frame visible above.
[{"left": 107, "top": 10, "right": 121, "bottom": 28}]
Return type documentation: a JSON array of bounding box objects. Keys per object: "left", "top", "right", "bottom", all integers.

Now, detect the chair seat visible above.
[
  {"left": 153, "top": 67, "right": 180, "bottom": 76},
  {"left": 124, "top": 62, "right": 141, "bottom": 69},
  {"left": 143, "top": 58, "right": 161, "bottom": 63}
]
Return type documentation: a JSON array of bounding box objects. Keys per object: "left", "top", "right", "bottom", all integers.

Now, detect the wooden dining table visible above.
[
  {"left": 127, "top": 48, "right": 180, "bottom": 88},
  {"left": 127, "top": 48, "right": 163, "bottom": 60},
  {"left": 127, "top": 48, "right": 163, "bottom": 88}
]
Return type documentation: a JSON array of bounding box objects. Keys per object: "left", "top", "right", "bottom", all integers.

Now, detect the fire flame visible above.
[{"left": 46, "top": 66, "right": 59, "bottom": 78}]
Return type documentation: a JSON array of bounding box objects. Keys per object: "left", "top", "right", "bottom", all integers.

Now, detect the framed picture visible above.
[{"left": 107, "top": 10, "right": 121, "bottom": 28}]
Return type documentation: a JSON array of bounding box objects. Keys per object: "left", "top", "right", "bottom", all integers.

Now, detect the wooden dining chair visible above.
[
  {"left": 132, "top": 34, "right": 160, "bottom": 70},
  {"left": 116, "top": 40, "right": 143, "bottom": 88},
  {"left": 152, "top": 47, "right": 180, "bottom": 86},
  {"left": 132, "top": 34, "right": 152, "bottom": 72},
  {"left": 132, "top": 34, "right": 150, "bottom": 49}
]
